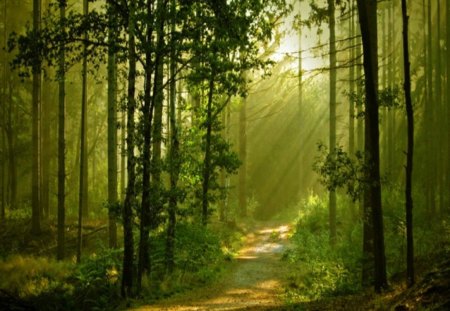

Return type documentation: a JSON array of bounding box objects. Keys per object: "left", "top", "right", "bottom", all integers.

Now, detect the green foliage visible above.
[
  {"left": 284, "top": 188, "right": 450, "bottom": 305},
  {"left": 313, "top": 143, "right": 366, "bottom": 201},
  {"left": 283, "top": 195, "right": 362, "bottom": 303},
  {"left": 0, "top": 255, "right": 72, "bottom": 297},
  {"left": 137, "top": 222, "right": 236, "bottom": 300},
  {"left": 73, "top": 248, "right": 122, "bottom": 288},
  {"left": 378, "top": 86, "right": 402, "bottom": 109},
  {"left": 0, "top": 248, "right": 123, "bottom": 310}
]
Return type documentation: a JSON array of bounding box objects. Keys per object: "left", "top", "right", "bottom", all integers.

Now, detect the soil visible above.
[{"left": 133, "top": 221, "right": 291, "bottom": 311}]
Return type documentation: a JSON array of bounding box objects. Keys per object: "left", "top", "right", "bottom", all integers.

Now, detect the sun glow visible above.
[{"left": 270, "top": 26, "right": 325, "bottom": 75}]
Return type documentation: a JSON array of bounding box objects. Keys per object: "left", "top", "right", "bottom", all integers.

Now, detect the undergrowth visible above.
[
  {"left": 283, "top": 190, "right": 450, "bottom": 305},
  {"left": 0, "top": 221, "right": 243, "bottom": 310},
  {"left": 139, "top": 221, "right": 243, "bottom": 301}
]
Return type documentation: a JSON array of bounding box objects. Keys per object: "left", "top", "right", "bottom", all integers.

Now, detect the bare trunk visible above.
[
  {"left": 31, "top": 0, "right": 41, "bottom": 235},
  {"left": 202, "top": 76, "right": 215, "bottom": 226},
  {"left": 57, "top": 1, "right": 66, "bottom": 261},
  {"left": 328, "top": 0, "right": 337, "bottom": 246},
  {"left": 121, "top": 0, "right": 136, "bottom": 298},
  {"left": 357, "top": 0, "right": 388, "bottom": 292},
  {"left": 238, "top": 94, "right": 247, "bottom": 218},
  {"left": 166, "top": 0, "right": 179, "bottom": 272},
  {"left": 447, "top": 0, "right": 450, "bottom": 211},
  {"left": 401, "top": 0, "right": 415, "bottom": 287},
  {"left": 77, "top": 0, "right": 89, "bottom": 264},
  {"left": 107, "top": 0, "right": 117, "bottom": 249}
]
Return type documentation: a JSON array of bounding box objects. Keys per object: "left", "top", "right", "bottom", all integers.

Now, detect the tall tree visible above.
[
  {"left": 77, "top": 0, "right": 89, "bottom": 264},
  {"left": 31, "top": 0, "right": 41, "bottom": 235},
  {"left": 0, "top": 0, "right": 6, "bottom": 221},
  {"left": 137, "top": 0, "right": 165, "bottom": 291},
  {"left": 107, "top": 0, "right": 118, "bottom": 249},
  {"left": 57, "top": 0, "right": 66, "bottom": 261},
  {"left": 356, "top": 0, "right": 388, "bottom": 292},
  {"left": 202, "top": 71, "right": 215, "bottom": 226},
  {"left": 447, "top": 0, "right": 450, "bottom": 210},
  {"left": 297, "top": 8, "right": 304, "bottom": 197},
  {"left": 238, "top": 91, "right": 247, "bottom": 218},
  {"left": 348, "top": 0, "right": 355, "bottom": 157},
  {"left": 425, "top": 0, "right": 435, "bottom": 214},
  {"left": 166, "top": 0, "right": 180, "bottom": 274},
  {"left": 401, "top": 0, "right": 414, "bottom": 287},
  {"left": 121, "top": 0, "right": 137, "bottom": 297},
  {"left": 435, "top": 0, "right": 443, "bottom": 213},
  {"left": 328, "top": 0, "right": 337, "bottom": 246}
]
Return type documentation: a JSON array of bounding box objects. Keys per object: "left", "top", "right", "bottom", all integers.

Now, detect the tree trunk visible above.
[
  {"left": 121, "top": 110, "right": 126, "bottom": 200},
  {"left": 219, "top": 110, "right": 226, "bottom": 222},
  {"left": 57, "top": 1, "right": 66, "bottom": 261},
  {"left": 77, "top": 0, "right": 89, "bottom": 264},
  {"left": 435, "top": 0, "right": 443, "bottom": 214},
  {"left": 401, "top": 0, "right": 415, "bottom": 288},
  {"left": 357, "top": 0, "right": 388, "bottom": 292},
  {"left": 238, "top": 91, "right": 247, "bottom": 218},
  {"left": 426, "top": 0, "right": 435, "bottom": 214},
  {"left": 121, "top": 0, "right": 137, "bottom": 298},
  {"left": 298, "top": 8, "right": 303, "bottom": 197},
  {"left": 202, "top": 75, "right": 215, "bottom": 226},
  {"left": 137, "top": 0, "right": 163, "bottom": 292},
  {"left": 40, "top": 79, "right": 50, "bottom": 219},
  {"left": 349, "top": 0, "right": 355, "bottom": 157},
  {"left": 31, "top": 0, "right": 41, "bottom": 235},
  {"left": 166, "top": 0, "right": 179, "bottom": 273},
  {"left": 81, "top": 0, "right": 89, "bottom": 220},
  {"left": 447, "top": 0, "right": 450, "bottom": 212},
  {"left": 6, "top": 108, "right": 16, "bottom": 211},
  {"left": 107, "top": 0, "right": 117, "bottom": 249},
  {"left": 1, "top": 10, "right": 6, "bottom": 220},
  {"left": 328, "top": 0, "right": 337, "bottom": 246}
]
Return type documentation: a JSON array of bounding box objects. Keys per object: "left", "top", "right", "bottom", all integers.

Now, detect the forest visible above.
[{"left": 0, "top": 0, "right": 449, "bottom": 310}]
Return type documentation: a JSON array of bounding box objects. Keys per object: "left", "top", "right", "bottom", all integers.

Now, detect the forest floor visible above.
[
  {"left": 130, "top": 217, "right": 450, "bottom": 311},
  {"left": 132, "top": 220, "right": 292, "bottom": 311}
]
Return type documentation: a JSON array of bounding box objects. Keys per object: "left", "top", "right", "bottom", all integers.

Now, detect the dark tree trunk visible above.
[
  {"left": 137, "top": 0, "right": 163, "bottom": 292},
  {"left": 81, "top": 0, "right": 89, "bottom": 220},
  {"left": 447, "top": 0, "right": 450, "bottom": 211},
  {"left": 356, "top": 0, "right": 388, "bottom": 292},
  {"left": 202, "top": 76, "right": 215, "bottom": 226},
  {"left": 57, "top": 1, "right": 66, "bottom": 261},
  {"left": 40, "top": 82, "right": 50, "bottom": 219},
  {"left": 6, "top": 114, "right": 16, "bottom": 211},
  {"left": 435, "top": 0, "right": 443, "bottom": 214},
  {"left": 77, "top": 0, "right": 89, "bottom": 264},
  {"left": 401, "top": 0, "right": 415, "bottom": 288},
  {"left": 121, "top": 110, "right": 126, "bottom": 200},
  {"left": 349, "top": 0, "right": 355, "bottom": 157},
  {"left": 31, "top": 0, "right": 41, "bottom": 235},
  {"left": 121, "top": 0, "right": 137, "bottom": 298},
  {"left": 328, "top": 0, "right": 337, "bottom": 246},
  {"left": 166, "top": 0, "right": 179, "bottom": 274},
  {"left": 425, "top": 0, "right": 435, "bottom": 215},
  {"left": 107, "top": 0, "right": 117, "bottom": 249},
  {"left": 1, "top": 2, "right": 5, "bottom": 220}
]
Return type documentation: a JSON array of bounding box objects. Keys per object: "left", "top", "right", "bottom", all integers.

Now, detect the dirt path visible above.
[{"left": 134, "top": 222, "right": 291, "bottom": 311}]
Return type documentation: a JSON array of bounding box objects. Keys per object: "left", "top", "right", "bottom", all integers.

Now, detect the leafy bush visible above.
[
  {"left": 140, "top": 222, "right": 229, "bottom": 299},
  {"left": 283, "top": 195, "right": 362, "bottom": 303},
  {"left": 70, "top": 248, "right": 122, "bottom": 310},
  {"left": 0, "top": 255, "right": 72, "bottom": 297},
  {"left": 174, "top": 224, "right": 224, "bottom": 278}
]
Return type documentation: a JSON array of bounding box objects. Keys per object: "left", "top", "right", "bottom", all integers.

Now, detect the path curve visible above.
[{"left": 134, "top": 222, "right": 290, "bottom": 311}]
